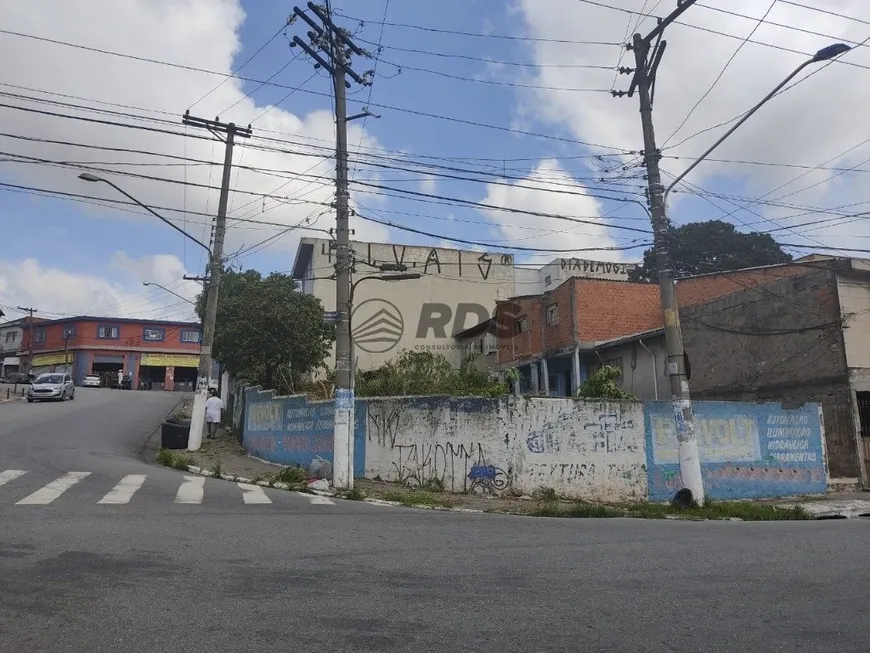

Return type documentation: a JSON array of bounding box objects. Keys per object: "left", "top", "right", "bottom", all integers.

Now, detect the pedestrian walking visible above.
[
  {"left": 117, "top": 369, "right": 123, "bottom": 389},
  {"left": 205, "top": 388, "right": 223, "bottom": 439}
]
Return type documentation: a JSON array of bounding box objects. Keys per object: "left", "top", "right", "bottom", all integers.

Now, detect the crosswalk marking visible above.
[
  {"left": 238, "top": 482, "right": 272, "bottom": 505},
  {"left": 301, "top": 493, "right": 336, "bottom": 505},
  {"left": 15, "top": 471, "right": 91, "bottom": 505},
  {"left": 0, "top": 470, "right": 26, "bottom": 487},
  {"left": 98, "top": 474, "right": 147, "bottom": 505},
  {"left": 1, "top": 469, "right": 344, "bottom": 508},
  {"left": 174, "top": 476, "right": 205, "bottom": 504}
]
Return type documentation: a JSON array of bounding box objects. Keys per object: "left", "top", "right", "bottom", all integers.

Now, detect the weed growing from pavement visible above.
[
  {"left": 342, "top": 487, "right": 366, "bottom": 501},
  {"left": 382, "top": 490, "right": 455, "bottom": 508},
  {"left": 157, "top": 449, "right": 192, "bottom": 471},
  {"left": 534, "top": 487, "right": 558, "bottom": 502},
  {"left": 212, "top": 461, "right": 222, "bottom": 478},
  {"left": 528, "top": 499, "right": 810, "bottom": 521},
  {"left": 422, "top": 477, "right": 445, "bottom": 493},
  {"left": 274, "top": 466, "right": 307, "bottom": 485}
]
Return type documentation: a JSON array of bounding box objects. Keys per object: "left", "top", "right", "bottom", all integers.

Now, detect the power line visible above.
[
  {"left": 778, "top": 1, "right": 870, "bottom": 27},
  {"left": 0, "top": 27, "right": 632, "bottom": 151}
]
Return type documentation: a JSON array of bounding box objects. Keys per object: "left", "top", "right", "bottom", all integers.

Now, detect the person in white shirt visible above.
[
  {"left": 205, "top": 388, "right": 224, "bottom": 439},
  {"left": 117, "top": 369, "right": 124, "bottom": 388}
]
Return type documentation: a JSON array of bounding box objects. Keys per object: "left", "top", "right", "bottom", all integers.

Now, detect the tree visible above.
[
  {"left": 197, "top": 270, "right": 335, "bottom": 389},
  {"left": 628, "top": 220, "right": 792, "bottom": 282},
  {"left": 575, "top": 365, "right": 637, "bottom": 401}
]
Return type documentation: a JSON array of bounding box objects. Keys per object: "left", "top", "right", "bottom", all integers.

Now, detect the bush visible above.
[
  {"left": 575, "top": 365, "right": 638, "bottom": 401},
  {"left": 356, "top": 350, "right": 508, "bottom": 398}
]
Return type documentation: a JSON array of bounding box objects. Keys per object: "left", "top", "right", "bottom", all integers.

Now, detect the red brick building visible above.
[
  {"left": 492, "top": 264, "right": 818, "bottom": 396},
  {"left": 21, "top": 316, "right": 205, "bottom": 390}
]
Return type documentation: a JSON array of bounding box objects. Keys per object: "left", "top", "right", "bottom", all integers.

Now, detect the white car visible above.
[
  {"left": 27, "top": 373, "right": 75, "bottom": 402},
  {"left": 82, "top": 374, "right": 101, "bottom": 388}
]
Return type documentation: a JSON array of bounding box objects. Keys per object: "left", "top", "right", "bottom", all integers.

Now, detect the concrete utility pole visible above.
[
  {"left": 15, "top": 306, "right": 37, "bottom": 374},
  {"left": 291, "top": 1, "right": 373, "bottom": 489},
  {"left": 619, "top": 0, "right": 705, "bottom": 504},
  {"left": 181, "top": 112, "right": 252, "bottom": 451}
]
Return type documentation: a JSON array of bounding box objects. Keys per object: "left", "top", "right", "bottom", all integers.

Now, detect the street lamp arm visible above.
[
  {"left": 663, "top": 58, "right": 814, "bottom": 206},
  {"left": 143, "top": 282, "right": 196, "bottom": 306},
  {"left": 78, "top": 173, "right": 213, "bottom": 257}
]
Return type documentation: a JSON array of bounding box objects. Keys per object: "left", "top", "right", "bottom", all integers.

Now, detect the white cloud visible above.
[
  {"left": 0, "top": 255, "right": 197, "bottom": 321},
  {"left": 0, "top": 0, "right": 390, "bottom": 263},
  {"left": 513, "top": 0, "right": 870, "bottom": 247},
  {"left": 479, "top": 159, "right": 626, "bottom": 263}
]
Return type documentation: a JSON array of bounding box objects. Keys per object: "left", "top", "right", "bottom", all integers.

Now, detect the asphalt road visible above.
[{"left": 2, "top": 389, "right": 869, "bottom": 652}]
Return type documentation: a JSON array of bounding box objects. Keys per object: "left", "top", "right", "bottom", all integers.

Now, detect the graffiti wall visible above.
[
  {"left": 238, "top": 387, "right": 827, "bottom": 502},
  {"left": 514, "top": 399, "right": 647, "bottom": 501},
  {"left": 645, "top": 401, "right": 827, "bottom": 501},
  {"left": 365, "top": 397, "right": 511, "bottom": 493},
  {"left": 243, "top": 387, "right": 366, "bottom": 476}
]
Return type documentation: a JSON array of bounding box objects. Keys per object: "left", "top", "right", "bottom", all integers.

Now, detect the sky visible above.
[{"left": 2, "top": 0, "right": 870, "bottom": 323}]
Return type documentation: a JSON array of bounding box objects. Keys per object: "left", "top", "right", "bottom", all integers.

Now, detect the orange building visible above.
[{"left": 22, "top": 316, "right": 208, "bottom": 390}]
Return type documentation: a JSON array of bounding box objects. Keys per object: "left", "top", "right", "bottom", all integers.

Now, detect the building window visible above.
[
  {"left": 180, "top": 329, "right": 201, "bottom": 343},
  {"left": 546, "top": 304, "right": 559, "bottom": 326},
  {"left": 97, "top": 325, "right": 119, "bottom": 339},
  {"left": 5, "top": 331, "right": 16, "bottom": 344},
  {"left": 514, "top": 316, "right": 528, "bottom": 335},
  {"left": 484, "top": 332, "right": 498, "bottom": 355},
  {"left": 62, "top": 326, "right": 76, "bottom": 340},
  {"left": 544, "top": 275, "right": 552, "bottom": 287},
  {"left": 33, "top": 329, "right": 47, "bottom": 343},
  {"left": 143, "top": 327, "right": 165, "bottom": 342}
]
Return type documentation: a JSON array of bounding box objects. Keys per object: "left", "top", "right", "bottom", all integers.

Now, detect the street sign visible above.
[{"left": 323, "top": 311, "right": 339, "bottom": 324}]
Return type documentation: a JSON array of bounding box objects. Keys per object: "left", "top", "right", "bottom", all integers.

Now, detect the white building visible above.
[{"left": 291, "top": 237, "right": 639, "bottom": 371}]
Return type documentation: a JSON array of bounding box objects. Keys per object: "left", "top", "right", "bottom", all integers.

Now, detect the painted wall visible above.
[
  {"left": 244, "top": 388, "right": 366, "bottom": 476},
  {"left": 645, "top": 401, "right": 827, "bottom": 501},
  {"left": 236, "top": 387, "right": 828, "bottom": 502}
]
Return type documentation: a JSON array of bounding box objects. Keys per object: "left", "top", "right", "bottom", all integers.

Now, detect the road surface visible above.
[{"left": 1, "top": 389, "right": 868, "bottom": 652}]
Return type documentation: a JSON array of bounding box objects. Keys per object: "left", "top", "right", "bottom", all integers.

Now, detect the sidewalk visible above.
[{"left": 0, "top": 384, "right": 26, "bottom": 404}]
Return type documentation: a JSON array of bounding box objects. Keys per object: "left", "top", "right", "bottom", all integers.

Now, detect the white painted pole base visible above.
[
  {"left": 187, "top": 387, "right": 208, "bottom": 451},
  {"left": 677, "top": 432, "right": 705, "bottom": 506},
  {"left": 332, "top": 408, "right": 351, "bottom": 489}
]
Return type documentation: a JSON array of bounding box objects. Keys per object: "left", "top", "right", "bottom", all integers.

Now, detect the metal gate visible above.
[{"left": 857, "top": 392, "right": 870, "bottom": 481}]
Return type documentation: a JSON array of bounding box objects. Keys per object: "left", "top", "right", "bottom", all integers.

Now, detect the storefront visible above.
[
  {"left": 30, "top": 351, "right": 74, "bottom": 377},
  {"left": 139, "top": 352, "right": 199, "bottom": 391},
  {"left": 1, "top": 356, "right": 20, "bottom": 378}
]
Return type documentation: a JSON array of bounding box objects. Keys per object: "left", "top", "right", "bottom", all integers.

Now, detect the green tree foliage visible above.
[
  {"left": 355, "top": 350, "right": 509, "bottom": 398},
  {"left": 575, "top": 365, "right": 638, "bottom": 401},
  {"left": 628, "top": 220, "right": 792, "bottom": 282},
  {"left": 197, "top": 269, "right": 335, "bottom": 389}
]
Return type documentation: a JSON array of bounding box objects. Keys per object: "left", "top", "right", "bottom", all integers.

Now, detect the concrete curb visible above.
[{"left": 179, "top": 464, "right": 485, "bottom": 513}]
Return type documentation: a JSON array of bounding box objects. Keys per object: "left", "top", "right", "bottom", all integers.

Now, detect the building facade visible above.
[
  {"left": 20, "top": 316, "right": 203, "bottom": 390},
  {"left": 1, "top": 317, "right": 48, "bottom": 378},
  {"left": 292, "top": 237, "right": 640, "bottom": 371}
]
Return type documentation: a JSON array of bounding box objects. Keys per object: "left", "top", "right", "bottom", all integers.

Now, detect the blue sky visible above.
[{"left": 2, "top": 0, "right": 870, "bottom": 322}]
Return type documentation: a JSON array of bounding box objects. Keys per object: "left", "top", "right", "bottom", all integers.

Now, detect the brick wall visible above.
[
  {"left": 31, "top": 319, "right": 201, "bottom": 353},
  {"left": 574, "top": 279, "right": 662, "bottom": 341},
  {"left": 676, "top": 264, "right": 812, "bottom": 308},
  {"left": 681, "top": 267, "right": 859, "bottom": 478}
]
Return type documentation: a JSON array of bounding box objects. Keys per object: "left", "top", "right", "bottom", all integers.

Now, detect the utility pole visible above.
[
  {"left": 291, "top": 2, "right": 373, "bottom": 489},
  {"left": 181, "top": 112, "right": 252, "bottom": 451},
  {"left": 616, "top": 0, "right": 705, "bottom": 504},
  {"left": 16, "top": 306, "right": 37, "bottom": 374}
]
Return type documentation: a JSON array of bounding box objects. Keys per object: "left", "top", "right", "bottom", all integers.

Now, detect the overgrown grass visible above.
[
  {"left": 381, "top": 490, "right": 455, "bottom": 508},
  {"left": 157, "top": 448, "right": 192, "bottom": 471},
  {"left": 212, "top": 461, "right": 222, "bottom": 478},
  {"left": 273, "top": 466, "right": 307, "bottom": 485},
  {"left": 528, "top": 499, "right": 810, "bottom": 521}
]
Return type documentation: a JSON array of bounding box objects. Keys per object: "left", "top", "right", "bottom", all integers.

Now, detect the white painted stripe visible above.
[
  {"left": 97, "top": 474, "right": 147, "bottom": 504},
  {"left": 238, "top": 483, "right": 272, "bottom": 505},
  {"left": 15, "top": 471, "right": 90, "bottom": 505},
  {"left": 299, "top": 493, "right": 335, "bottom": 505},
  {"left": 0, "top": 470, "right": 27, "bottom": 487},
  {"left": 175, "top": 476, "right": 205, "bottom": 504}
]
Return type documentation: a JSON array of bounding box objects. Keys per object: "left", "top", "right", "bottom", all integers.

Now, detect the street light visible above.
[
  {"left": 333, "top": 268, "right": 422, "bottom": 490},
  {"left": 655, "top": 41, "right": 850, "bottom": 505},
  {"left": 143, "top": 282, "right": 196, "bottom": 306},
  {"left": 663, "top": 43, "right": 852, "bottom": 206},
  {"left": 78, "top": 173, "right": 212, "bottom": 256}
]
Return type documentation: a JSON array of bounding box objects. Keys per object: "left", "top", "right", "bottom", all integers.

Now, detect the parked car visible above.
[
  {"left": 27, "top": 373, "right": 75, "bottom": 402},
  {"left": 82, "top": 374, "right": 101, "bottom": 388}
]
